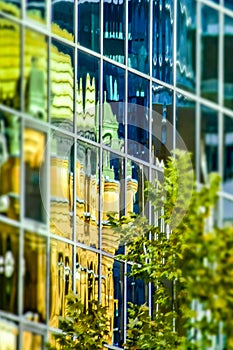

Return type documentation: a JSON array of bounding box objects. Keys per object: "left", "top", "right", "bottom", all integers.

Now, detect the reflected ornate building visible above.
[{"left": 0, "top": 0, "right": 233, "bottom": 349}]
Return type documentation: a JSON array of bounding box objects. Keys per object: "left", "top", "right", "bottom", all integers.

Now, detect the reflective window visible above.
[
  {"left": 224, "top": 14, "right": 233, "bottom": 110},
  {"left": 223, "top": 198, "right": 233, "bottom": 226},
  {"left": 50, "top": 240, "right": 73, "bottom": 327},
  {"left": 103, "top": 61, "right": 125, "bottom": 152},
  {"left": 26, "top": 0, "right": 46, "bottom": 23},
  {"left": 78, "top": 0, "right": 100, "bottom": 52},
  {"left": 0, "top": 224, "right": 19, "bottom": 314},
  {"left": 25, "top": 29, "right": 47, "bottom": 121},
  {"left": 0, "top": 1, "right": 20, "bottom": 17},
  {"left": 128, "top": 0, "right": 149, "bottom": 74},
  {"left": 23, "top": 330, "right": 43, "bottom": 349},
  {"left": 131, "top": 162, "right": 149, "bottom": 216},
  {"left": 128, "top": 73, "right": 149, "bottom": 161},
  {"left": 176, "top": 0, "right": 196, "bottom": 91},
  {"left": 76, "top": 247, "right": 99, "bottom": 305},
  {"left": 0, "top": 19, "right": 20, "bottom": 110},
  {"left": 176, "top": 94, "right": 196, "bottom": 159},
  {"left": 153, "top": 0, "right": 173, "bottom": 83},
  {"left": 200, "top": 106, "right": 218, "bottom": 182},
  {"left": 223, "top": 115, "right": 233, "bottom": 196},
  {"left": 102, "top": 151, "right": 124, "bottom": 252},
  {"left": 24, "top": 127, "right": 46, "bottom": 223},
  {"left": 152, "top": 83, "right": 173, "bottom": 163},
  {"left": 103, "top": 0, "right": 125, "bottom": 64},
  {"left": 0, "top": 112, "right": 20, "bottom": 220},
  {"left": 0, "top": 319, "right": 18, "bottom": 350},
  {"left": 23, "top": 232, "right": 46, "bottom": 323},
  {"left": 76, "top": 140, "right": 99, "bottom": 247},
  {"left": 52, "top": 0, "right": 74, "bottom": 41},
  {"left": 77, "top": 50, "right": 99, "bottom": 142},
  {"left": 51, "top": 40, "right": 74, "bottom": 127},
  {"left": 112, "top": 257, "right": 125, "bottom": 347},
  {"left": 224, "top": 0, "right": 233, "bottom": 10},
  {"left": 50, "top": 130, "right": 74, "bottom": 239},
  {"left": 201, "top": 5, "right": 219, "bottom": 103}
]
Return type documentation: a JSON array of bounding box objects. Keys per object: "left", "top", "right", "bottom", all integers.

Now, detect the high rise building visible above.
[{"left": 0, "top": 0, "right": 232, "bottom": 349}]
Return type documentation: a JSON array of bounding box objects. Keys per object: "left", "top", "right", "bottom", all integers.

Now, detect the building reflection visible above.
[{"left": 0, "top": 0, "right": 233, "bottom": 349}]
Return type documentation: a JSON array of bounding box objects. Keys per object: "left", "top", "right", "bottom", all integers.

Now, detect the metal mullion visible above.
[
  {"left": 218, "top": 3, "right": 224, "bottom": 228},
  {"left": 72, "top": 0, "right": 78, "bottom": 294},
  {"left": 123, "top": 0, "right": 129, "bottom": 343},
  {"left": 97, "top": 0, "right": 104, "bottom": 304},
  {"left": 172, "top": 0, "right": 178, "bottom": 151},
  {"left": 195, "top": 0, "right": 201, "bottom": 184}
]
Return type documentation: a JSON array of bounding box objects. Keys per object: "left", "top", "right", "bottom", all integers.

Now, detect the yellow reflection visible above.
[
  {"left": 25, "top": 29, "right": 47, "bottom": 120},
  {"left": 0, "top": 223, "right": 19, "bottom": 314},
  {"left": 23, "top": 330, "right": 42, "bottom": 350},
  {"left": 0, "top": 319, "right": 17, "bottom": 350},
  {"left": 24, "top": 232, "right": 46, "bottom": 323},
  {"left": 51, "top": 44, "right": 74, "bottom": 121},
  {"left": 0, "top": 18, "right": 20, "bottom": 109},
  {"left": 50, "top": 240, "right": 73, "bottom": 327},
  {"left": 0, "top": 114, "right": 20, "bottom": 219}
]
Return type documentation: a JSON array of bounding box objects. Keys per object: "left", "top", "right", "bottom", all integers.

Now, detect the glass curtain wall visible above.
[{"left": 0, "top": 0, "right": 233, "bottom": 349}]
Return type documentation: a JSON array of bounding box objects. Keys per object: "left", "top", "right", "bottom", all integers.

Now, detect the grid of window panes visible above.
[{"left": 0, "top": 0, "right": 232, "bottom": 349}]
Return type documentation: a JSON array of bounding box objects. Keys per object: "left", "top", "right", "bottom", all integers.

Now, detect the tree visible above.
[
  {"left": 109, "top": 150, "right": 233, "bottom": 349},
  {"left": 46, "top": 292, "right": 110, "bottom": 350}
]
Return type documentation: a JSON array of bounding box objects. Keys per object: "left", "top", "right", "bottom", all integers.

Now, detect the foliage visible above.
[
  {"left": 109, "top": 150, "right": 233, "bottom": 349},
  {"left": 46, "top": 293, "right": 109, "bottom": 350}
]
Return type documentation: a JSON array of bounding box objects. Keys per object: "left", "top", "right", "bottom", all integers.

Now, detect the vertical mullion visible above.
[
  {"left": 172, "top": 0, "right": 177, "bottom": 151},
  {"left": 196, "top": 0, "right": 201, "bottom": 184}
]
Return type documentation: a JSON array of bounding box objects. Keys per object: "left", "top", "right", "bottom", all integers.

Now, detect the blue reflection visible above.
[
  {"left": 176, "top": 0, "right": 196, "bottom": 91},
  {"left": 52, "top": 0, "right": 74, "bottom": 36},
  {"left": 128, "top": 0, "right": 149, "bottom": 73},
  {"left": 128, "top": 73, "right": 149, "bottom": 161},
  {"left": 104, "top": 0, "right": 125, "bottom": 64},
  {"left": 78, "top": 0, "right": 100, "bottom": 52},
  {"left": 153, "top": 0, "right": 173, "bottom": 84}
]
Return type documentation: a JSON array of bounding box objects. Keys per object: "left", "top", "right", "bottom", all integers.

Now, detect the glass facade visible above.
[{"left": 0, "top": 0, "right": 233, "bottom": 349}]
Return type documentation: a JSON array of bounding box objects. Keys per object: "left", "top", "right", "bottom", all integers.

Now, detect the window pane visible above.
[
  {"left": 103, "top": 0, "right": 125, "bottom": 64},
  {"left": 0, "top": 112, "right": 20, "bottom": 220},
  {"left": 153, "top": 0, "right": 173, "bottom": 84},
  {"left": 102, "top": 151, "right": 124, "bottom": 253},
  {"left": 26, "top": 0, "right": 46, "bottom": 24},
  {"left": 176, "top": 94, "right": 196, "bottom": 159},
  {"left": 0, "top": 319, "right": 18, "bottom": 350},
  {"left": 223, "top": 198, "right": 233, "bottom": 226},
  {"left": 23, "top": 232, "right": 47, "bottom": 323},
  {"left": 128, "top": 73, "right": 149, "bottom": 161},
  {"left": 0, "top": 1, "right": 20, "bottom": 17},
  {"left": 52, "top": 0, "right": 74, "bottom": 41},
  {"left": 0, "top": 223, "right": 19, "bottom": 314},
  {"left": 103, "top": 61, "right": 125, "bottom": 152},
  {"left": 201, "top": 5, "right": 219, "bottom": 103},
  {"left": 76, "top": 140, "right": 99, "bottom": 247},
  {"left": 224, "top": 14, "right": 233, "bottom": 110},
  {"left": 23, "top": 330, "right": 43, "bottom": 349},
  {"left": 0, "top": 18, "right": 20, "bottom": 110},
  {"left": 24, "top": 127, "right": 46, "bottom": 223},
  {"left": 25, "top": 29, "right": 48, "bottom": 121},
  {"left": 77, "top": 50, "right": 99, "bottom": 142},
  {"left": 200, "top": 106, "right": 218, "bottom": 182},
  {"left": 51, "top": 40, "right": 74, "bottom": 127},
  {"left": 128, "top": 0, "right": 149, "bottom": 74},
  {"left": 50, "top": 240, "right": 73, "bottom": 327},
  {"left": 152, "top": 83, "right": 173, "bottom": 163},
  {"left": 76, "top": 247, "right": 99, "bottom": 304},
  {"left": 176, "top": 0, "right": 196, "bottom": 91},
  {"left": 223, "top": 115, "right": 233, "bottom": 195},
  {"left": 78, "top": 0, "right": 100, "bottom": 52},
  {"left": 50, "top": 131, "right": 74, "bottom": 239}
]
